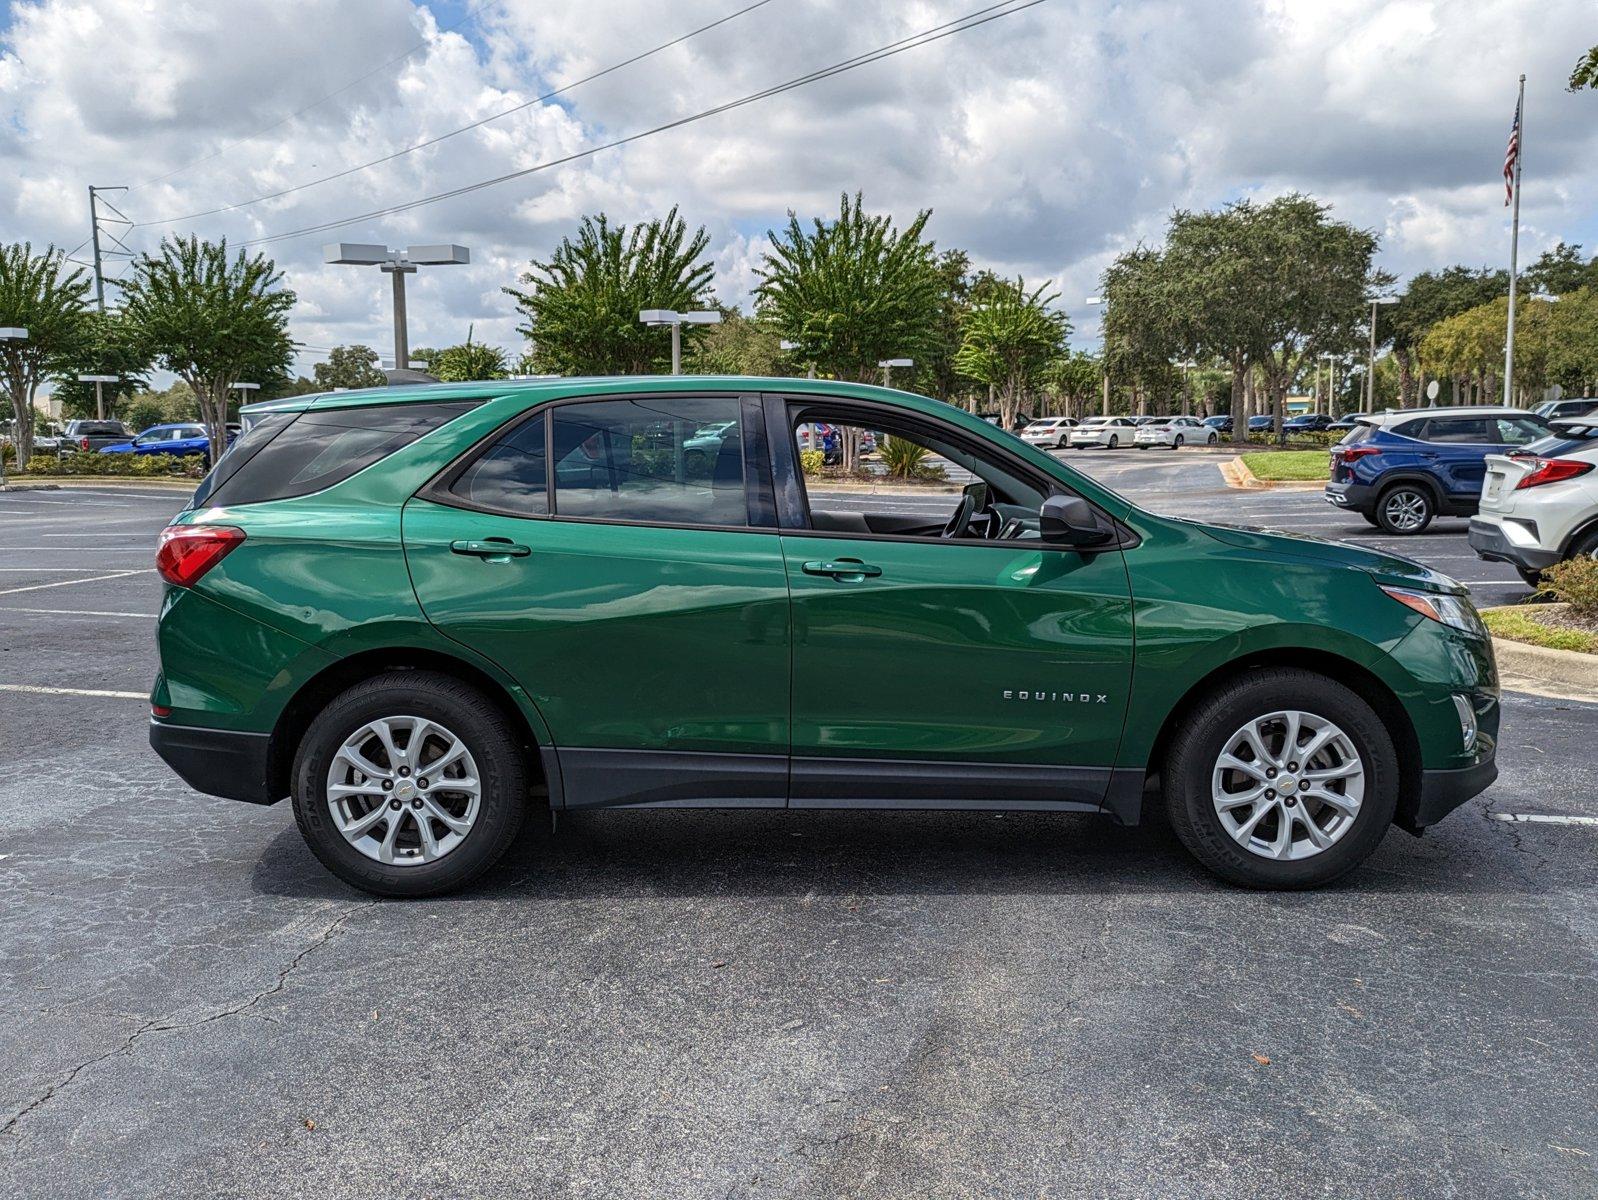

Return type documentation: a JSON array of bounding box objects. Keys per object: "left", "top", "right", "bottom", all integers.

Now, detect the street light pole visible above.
[
  {"left": 878, "top": 357, "right": 913, "bottom": 388},
  {"left": 324, "top": 244, "right": 470, "bottom": 377},
  {"left": 78, "top": 374, "right": 119, "bottom": 420},
  {"left": 1365, "top": 296, "right": 1398, "bottom": 411},
  {"left": 1087, "top": 296, "right": 1110, "bottom": 415},
  {"left": 638, "top": 309, "right": 722, "bottom": 374}
]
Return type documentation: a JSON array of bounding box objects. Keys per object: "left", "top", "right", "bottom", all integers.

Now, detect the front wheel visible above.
[
  {"left": 1163, "top": 669, "right": 1398, "bottom": 888},
  {"left": 292, "top": 671, "right": 529, "bottom": 898},
  {"left": 1108, "top": 434, "right": 1119, "bottom": 449},
  {"left": 1375, "top": 485, "right": 1434, "bottom": 535}
]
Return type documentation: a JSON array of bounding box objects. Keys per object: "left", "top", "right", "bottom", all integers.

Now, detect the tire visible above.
[
  {"left": 1108, "top": 434, "right": 1119, "bottom": 449},
  {"left": 1163, "top": 668, "right": 1399, "bottom": 888},
  {"left": 1374, "top": 484, "right": 1434, "bottom": 535},
  {"left": 1207, "top": 432, "right": 1218, "bottom": 445},
  {"left": 1174, "top": 434, "right": 1185, "bottom": 448},
  {"left": 292, "top": 671, "right": 529, "bottom": 898},
  {"left": 1359, "top": 511, "right": 1381, "bottom": 528},
  {"left": 1517, "top": 567, "right": 1543, "bottom": 588}
]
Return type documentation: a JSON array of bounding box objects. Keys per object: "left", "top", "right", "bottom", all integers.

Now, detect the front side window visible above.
[{"left": 550, "top": 396, "right": 748, "bottom": 527}]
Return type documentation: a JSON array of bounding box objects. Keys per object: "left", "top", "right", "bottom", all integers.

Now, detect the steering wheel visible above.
[{"left": 940, "top": 491, "right": 978, "bottom": 539}]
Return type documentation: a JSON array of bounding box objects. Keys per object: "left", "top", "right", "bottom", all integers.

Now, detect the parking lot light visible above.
[
  {"left": 325, "top": 243, "right": 471, "bottom": 375},
  {"left": 77, "top": 373, "right": 119, "bottom": 420},
  {"left": 878, "top": 357, "right": 913, "bottom": 388},
  {"left": 639, "top": 309, "right": 721, "bottom": 375}
]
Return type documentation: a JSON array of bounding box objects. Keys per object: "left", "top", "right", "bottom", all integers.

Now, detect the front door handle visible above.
[
  {"left": 450, "top": 538, "right": 530, "bottom": 560},
  {"left": 802, "top": 558, "right": 881, "bottom": 580}
]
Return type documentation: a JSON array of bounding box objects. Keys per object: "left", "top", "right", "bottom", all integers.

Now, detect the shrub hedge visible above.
[{"left": 8, "top": 450, "right": 203, "bottom": 478}]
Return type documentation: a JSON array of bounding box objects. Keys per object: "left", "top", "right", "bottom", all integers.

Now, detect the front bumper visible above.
[
  {"left": 150, "top": 720, "right": 281, "bottom": 805},
  {"left": 1467, "top": 517, "right": 1560, "bottom": 572},
  {"left": 1398, "top": 759, "right": 1499, "bottom": 834}
]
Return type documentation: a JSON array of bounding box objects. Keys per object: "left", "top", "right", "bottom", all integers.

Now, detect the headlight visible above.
[{"left": 1379, "top": 584, "right": 1485, "bottom": 636}]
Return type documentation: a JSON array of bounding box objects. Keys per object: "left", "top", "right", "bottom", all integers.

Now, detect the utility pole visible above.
[{"left": 87, "top": 186, "right": 130, "bottom": 313}]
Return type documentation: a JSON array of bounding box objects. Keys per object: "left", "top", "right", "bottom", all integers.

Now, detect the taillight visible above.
[
  {"left": 1515, "top": 458, "right": 1594, "bottom": 489},
  {"left": 1334, "top": 445, "right": 1383, "bottom": 461},
  {"left": 156, "top": 525, "right": 245, "bottom": 587},
  {"left": 79, "top": 437, "right": 90, "bottom": 451}
]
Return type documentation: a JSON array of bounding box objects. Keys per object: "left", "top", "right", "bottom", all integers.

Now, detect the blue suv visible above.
[
  {"left": 100, "top": 423, "right": 234, "bottom": 464},
  {"left": 1325, "top": 408, "right": 1548, "bottom": 533}
]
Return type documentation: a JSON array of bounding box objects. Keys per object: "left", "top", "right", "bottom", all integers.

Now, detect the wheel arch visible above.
[
  {"left": 266, "top": 646, "right": 558, "bottom": 807},
  {"left": 1139, "top": 647, "right": 1422, "bottom": 829},
  {"left": 1558, "top": 512, "right": 1598, "bottom": 558},
  {"left": 1373, "top": 471, "right": 1444, "bottom": 506}
]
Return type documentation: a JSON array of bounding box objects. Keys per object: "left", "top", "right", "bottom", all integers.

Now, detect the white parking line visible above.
[
  {"left": 0, "top": 683, "right": 146, "bottom": 700},
  {"left": 0, "top": 606, "right": 154, "bottom": 618},
  {"left": 0, "top": 570, "right": 155, "bottom": 596},
  {"left": 1491, "top": 813, "right": 1598, "bottom": 827}
]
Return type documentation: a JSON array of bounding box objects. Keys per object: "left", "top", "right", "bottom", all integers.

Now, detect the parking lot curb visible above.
[
  {"left": 1482, "top": 614, "right": 1598, "bottom": 703},
  {"left": 1220, "top": 457, "right": 1323, "bottom": 491},
  {"left": 2, "top": 477, "right": 198, "bottom": 491}
]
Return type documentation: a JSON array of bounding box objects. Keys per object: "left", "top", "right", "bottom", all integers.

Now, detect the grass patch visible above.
[
  {"left": 1482, "top": 608, "right": 1598, "bottom": 655},
  {"left": 1240, "top": 450, "right": 1331, "bottom": 482}
]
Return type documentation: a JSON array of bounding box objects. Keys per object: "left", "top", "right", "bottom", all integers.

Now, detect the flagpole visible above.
[{"left": 1503, "top": 73, "right": 1525, "bottom": 406}]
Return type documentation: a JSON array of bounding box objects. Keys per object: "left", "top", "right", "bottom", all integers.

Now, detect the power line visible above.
[
  {"left": 129, "top": 3, "right": 484, "bottom": 192},
  {"left": 134, "top": 0, "right": 778, "bottom": 229},
  {"left": 239, "top": 0, "right": 1048, "bottom": 249}
]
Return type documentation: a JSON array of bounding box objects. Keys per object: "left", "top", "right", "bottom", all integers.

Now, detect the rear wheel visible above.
[
  {"left": 1164, "top": 670, "right": 1398, "bottom": 888},
  {"left": 1375, "top": 484, "right": 1434, "bottom": 534},
  {"left": 1359, "top": 511, "right": 1381, "bottom": 527},
  {"left": 1108, "top": 434, "right": 1119, "bottom": 449},
  {"left": 292, "top": 671, "right": 528, "bottom": 898},
  {"left": 1174, "top": 434, "right": 1185, "bottom": 448},
  {"left": 1518, "top": 567, "right": 1544, "bottom": 588}
]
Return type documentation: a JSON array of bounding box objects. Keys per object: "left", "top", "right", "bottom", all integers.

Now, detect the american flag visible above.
[{"left": 1503, "top": 95, "right": 1521, "bottom": 206}]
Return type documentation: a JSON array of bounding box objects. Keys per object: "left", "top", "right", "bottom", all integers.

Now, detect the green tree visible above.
[
  {"left": 916, "top": 248, "right": 977, "bottom": 407},
  {"left": 684, "top": 307, "right": 785, "bottom": 375},
  {"left": 431, "top": 328, "right": 509, "bottom": 382},
  {"left": 757, "top": 192, "right": 941, "bottom": 467},
  {"left": 953, "top": 277, "right": 1069, "bottom": 428},
  {"left": 1418, "top": 295, "right": 1560, "bottom": 402},
  {"left": 117, "top": 236, "right": 295, "bottom": 460},
  {"left": 1388, "top": 265, "right": 1509, "bottom": 406},
  {"left": 49, "top": 308, "right": 150, "bottom": 421},
  {"left": 1523, "top": 242, "right": 1598, "bottom": 297},
  {"left": 505, "top": 207, "right": 714, "bottom": 375},
  {"left": 1043, "top": 351, "right": 1102, "bottom": 419},
  {"left": 1570, "top": 46, "right": 1598, "bottom": 90},
  {"left": 312, "top": 344, "right": 386, "bottom": 391},
  {"left": 0, "top": 242, "right": 92, "bottom": 469}
]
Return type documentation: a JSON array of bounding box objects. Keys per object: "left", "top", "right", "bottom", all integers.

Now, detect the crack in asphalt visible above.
[{"left": 0, "top": 901, "right": 377, "bottom": 1143}]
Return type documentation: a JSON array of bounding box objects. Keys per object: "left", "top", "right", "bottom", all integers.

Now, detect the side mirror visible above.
[{"left": 1040, "top": 495, "right": 1113, "bottom": 548}]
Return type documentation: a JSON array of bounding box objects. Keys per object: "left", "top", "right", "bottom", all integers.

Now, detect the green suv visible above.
[{"left": 149, "top": 377, "right": 1499, "bottom": 896}]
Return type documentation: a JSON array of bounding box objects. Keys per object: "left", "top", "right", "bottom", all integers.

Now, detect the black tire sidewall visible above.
[
  {"left": 1376, "top": 484, "right": 1433, "bottom": 534},
  {"left": 292, "top": 672, "right": 527, "bottom": 898},
  {"left": 1163, "top": 670, "right": 1399, "bottom": 888}
]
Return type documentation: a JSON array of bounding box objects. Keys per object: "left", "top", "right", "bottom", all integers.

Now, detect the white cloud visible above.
[{"left": 2, "top": 0, "right": 1595, "bottom": 370}]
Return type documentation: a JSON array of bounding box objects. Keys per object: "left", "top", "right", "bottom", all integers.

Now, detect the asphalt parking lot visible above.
[{"left": 2, "top": 462, "right": 1595, "bottom": 1199}]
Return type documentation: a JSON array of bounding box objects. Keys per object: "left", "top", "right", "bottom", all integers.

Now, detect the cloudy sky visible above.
[{"left": 2, "top": 0, "right": 1594, "bottom": 375}]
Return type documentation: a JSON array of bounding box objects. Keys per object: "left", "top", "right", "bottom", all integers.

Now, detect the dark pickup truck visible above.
[{"left": 63, "top": 420, "right": 132, "bottom": 452}]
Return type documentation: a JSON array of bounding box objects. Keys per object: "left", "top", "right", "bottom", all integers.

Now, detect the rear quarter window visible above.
[{"left": 196, "top": 401, "right": 479, "bottom": 508}]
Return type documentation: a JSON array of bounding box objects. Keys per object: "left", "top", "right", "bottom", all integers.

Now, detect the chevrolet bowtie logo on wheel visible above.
[{"left": 1002, "top": 690, "right": 1110, "bottom": 704}]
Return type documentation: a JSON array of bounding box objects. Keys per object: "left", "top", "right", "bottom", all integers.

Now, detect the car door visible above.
[
  {"left": 1423, "top": 416, "right": 1496, "bottom": 502},
  {"left": 403, "top": 391, "right": 793, "bottom": 809},
  {"left": 768, "top": 395, "right": 1135, "bottom": 810}
]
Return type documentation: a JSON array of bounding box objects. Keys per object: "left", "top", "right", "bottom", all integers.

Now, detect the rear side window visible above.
[
  {"left": 1423, "top": 417, "right": 1493, "bottom": 443},
  {"left": 1338, "top": 423, "right": 1375, "bottom": 445},
  {"left": 449, "top": 413, "right": 548, "bottom": 515},
  {"left": 197, "top": 401, "right": 478, "bottom": 508},
  {"left": 549, "top": 396, "right": 748, "bottom": 527}
]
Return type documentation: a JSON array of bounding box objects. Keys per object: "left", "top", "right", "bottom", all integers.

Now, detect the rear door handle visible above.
[
  {"left": 802, "top": 558, "right": 881, "bottom": 580},
  {"left": 450, "top": 538, "right": 530, "bottom": 559}
]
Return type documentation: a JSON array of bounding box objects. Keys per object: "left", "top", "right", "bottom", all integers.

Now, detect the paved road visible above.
[{"left": 1, "top": 479, "right": 1594, "bottom": 1199}]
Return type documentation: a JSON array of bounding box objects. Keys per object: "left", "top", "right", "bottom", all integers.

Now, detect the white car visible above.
[
  {"left": 1469, "top": 417, "right": 1598, "bottom": 585},
  {"left": 1068, "top": 416, "right": 1138, "bottom": 449},
  {"left": 1019, "top": 417, "right": 1077, "bottom": 448},
  {"left": 1133, "top": 416, "right": 1218, "bottom": 448}
]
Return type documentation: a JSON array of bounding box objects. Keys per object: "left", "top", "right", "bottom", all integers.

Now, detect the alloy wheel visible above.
[
  {"left": 1210, "top": 709, "right": 1365, "bottom": 860},
  {"left": 325, "top": 715, "right": 482, "bottom": 866},
  {"left": 1381, "top": 489, "right": 1428, "bottom": 532}
]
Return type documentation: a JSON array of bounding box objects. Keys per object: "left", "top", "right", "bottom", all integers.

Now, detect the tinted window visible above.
[
  {"left": 450, "top": 413, "right": 548, "bottom": 515},
  {"left": 1422, "top": 417, "right": 1492, "bottom": 443},
  {"left": 549, "top": 396, "right": 747, "bottom": 527},
  {"left": 1390, "top": 419, "right": 1426, "bottom": 439},
  {"left": 1496, "top": 417, "right": 1546, "bottom": 445},
  {"left": 198, "top": 401, "right": 478, "bottom": 508}
]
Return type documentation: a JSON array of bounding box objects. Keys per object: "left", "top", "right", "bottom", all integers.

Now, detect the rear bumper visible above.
[
  {"left": 1323, "top": 480, "right": 1374, "bottom": 511},
  {"left": 1468, "top": 518, "right": 1560, "bottom": 571},
  {"left": 150, "top": 720, "right": 281, "bottom": 806},
  {"left": 1398, "top": 758, "right": 1499, "bottom": 834}
]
